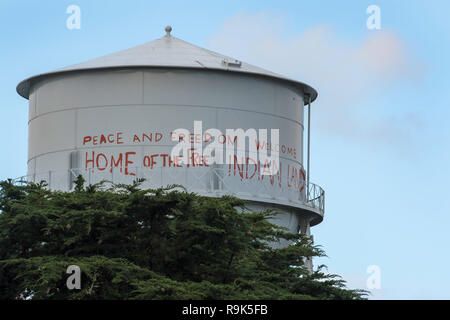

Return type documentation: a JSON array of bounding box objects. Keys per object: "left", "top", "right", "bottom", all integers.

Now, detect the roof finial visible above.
[{"left": 165, "top": 25, "right": 172, "bottom": 37}]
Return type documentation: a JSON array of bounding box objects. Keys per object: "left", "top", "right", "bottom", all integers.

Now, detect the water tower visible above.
[{"left": 17, "top": 27, "right": 324, "bottom": 269}]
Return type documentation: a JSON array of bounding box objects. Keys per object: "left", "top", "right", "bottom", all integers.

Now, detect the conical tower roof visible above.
[{"left": 17, "top": 27, "right": 317, "bottom": 101}]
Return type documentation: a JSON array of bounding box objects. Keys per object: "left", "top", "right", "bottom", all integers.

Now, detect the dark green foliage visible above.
[{"left": 0, "top": 178, "right": 367, "bottom": 300}]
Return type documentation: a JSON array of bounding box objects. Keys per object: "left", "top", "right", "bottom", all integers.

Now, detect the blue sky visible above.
[{"left": 1, "top": 1, "right": 449, "bottom": 299}]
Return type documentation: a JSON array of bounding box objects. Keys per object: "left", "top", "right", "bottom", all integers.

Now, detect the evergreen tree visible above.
[{"left": 0, "top": 177, "right": 367, "bottom": 300}]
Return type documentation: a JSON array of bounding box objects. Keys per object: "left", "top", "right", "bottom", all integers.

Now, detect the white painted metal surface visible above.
[
  {"left": 17, "top": 32, "right": 317, "bottom": 101},
  {"left": 17, "top": 28, "right": 324, "bottom": 251}
]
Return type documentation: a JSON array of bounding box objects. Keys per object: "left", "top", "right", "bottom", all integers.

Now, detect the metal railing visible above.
[{"left": 14, "top": 166, "right": 324, "bottom": 216}]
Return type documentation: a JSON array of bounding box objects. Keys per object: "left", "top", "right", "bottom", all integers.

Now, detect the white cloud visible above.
[{"left": 208, "top": 12, "right": 424, "bottom": 146}]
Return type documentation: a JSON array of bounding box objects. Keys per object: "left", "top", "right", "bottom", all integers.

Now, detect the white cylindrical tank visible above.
[{"left": 17, "top": 28, "right": 324, "bottom": 245}]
